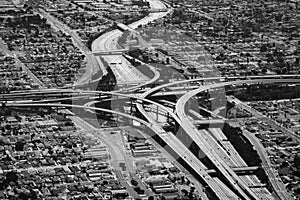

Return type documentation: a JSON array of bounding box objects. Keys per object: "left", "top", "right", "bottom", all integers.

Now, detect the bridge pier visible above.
[
  {"left": 156, "top": 105, "right": 159, "bottom": 121},
  {"left": 166, "top": 112, "right": 171, "bottom": 123},
  {"left": 55, "top": 106, "right": 59, "bottom": 113},
  {"left": 129, "top": 98, "right": 134, "bottom": 114}
]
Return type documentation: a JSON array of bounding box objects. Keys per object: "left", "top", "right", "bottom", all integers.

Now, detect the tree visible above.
[
  {"left": 181, "top": 189, "right": 188, "bottom": 196},
  {"left": 15, "top": 141, "right": 25, "bottom": 151},
  {"left": 6, "top": 17, "right": 12, "bottom": 26},
  {"left": 181, "top": 176, "right": 185, "bottom": 184},
  {"left": 29, "top": 189, "right": 38, "bottom": 199},
  {"left": 186, "top": 179, "right": 190, "bottom": 185},
  {"left": 294, "top": 153, "right": 300, "bottom": 167},
  {"left": 19, "top": 192, "right": 30, "bottom": 200},
  {"left": 131, "top": 179, "right": 138, "bottom": 186},
  {"left": 166, "top": 57, "right": 170, "bottom": 64},
  {"left": 148, "top": 182, "right": 153, "bottom": 188},
  {"left": 262, "top": 68, "right": 267, "bottom": 73},
  {"left": 142, "top": 55, "right": 149, "bottom": 63},
  {"left": 5, "top": 171, "right": 18, "bottom": 184},
  {"left": 189, "top": 186, "right": 195, "bottom": 199},
  {"left": 102, "top": 180, "right": 108, "bottom": 185}
]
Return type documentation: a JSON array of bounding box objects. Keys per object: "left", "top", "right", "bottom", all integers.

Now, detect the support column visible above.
[
  {"left": 156, "top": 105, "right": 159, "bottom": 121},
  {"left": 129, "top": 98, "right": 133, "bottom": 114}
]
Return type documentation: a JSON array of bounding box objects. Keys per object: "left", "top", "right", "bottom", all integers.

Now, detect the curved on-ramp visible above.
[
  {"left": 175, "top": 79, "right": 300, "bottom": 200},
  {"left": 4, "top": 78, "right": 299, "bottom": 200},
  {"left": 136, "top": 77, "right": 299, "bottom": 200}
]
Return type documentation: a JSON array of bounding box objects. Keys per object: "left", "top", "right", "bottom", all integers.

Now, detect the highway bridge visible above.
[
  {"left": 2, "top": 75, "right": 299, "bottom": 100},
  {"left": 0, "top": 0, "right": 296, "bottom": 197},
  {"left": 206, "top": 166, "right": 260, "bottom": 175},
  {"left": 137, "top": 78, "right": 299, "bottom": 200},
  {"left": 0, "top": 88, "right": 188, "bottom": 102},
  {"left": 92, "top": 49, "right": 129, "bottom": 56},
  {"left": 2, "top": 77, "right": 298, "bottom": 200},
  {"left": 147, "top": 8, "right": 169, "bottom": 12},
  {"left": 175, "top": 79, "right": 299, "bottom": 200},
  {"left": 138, "top": 77, "right": 298, "bottom": 200}
]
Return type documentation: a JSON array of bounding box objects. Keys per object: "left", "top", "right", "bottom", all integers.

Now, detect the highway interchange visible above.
[
  {"left": 1, "top": 0, "right": 299, "bottom": 199},
  {"left": 2, "top": 77, "right": 299, "bottom": 200}
]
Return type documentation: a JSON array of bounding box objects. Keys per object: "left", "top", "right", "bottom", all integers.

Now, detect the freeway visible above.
[
  {"left": 203, "top": 128, "right": 274, "bottom": 200},
  {"left": 135, "top": 74, "right": 300, "bottom": 98},
  {"left": 91, "top": 0, "right": 169, "bottom": 87},
  {"left": 5, "top": 102, "right": 222, "bottom": 199},
  {"left": 139, "top": 94, "right": 264, "bottom": 199},
  {"left": 138, "top": 81, "right": 254, "bottom": 199},
  {"left": 137, "top": 98, "right": 272, "bottom": 199},
  {"left": 92, "top": 49, "right": 129, "bottom": 56},
  {"left": 135, "top": 103, "right": 241, "bottom": 200},
  {"left": 3, "top": 79, "right": 285, "bottom": 129},
  {"left": 2, "top": 84, "right": 248, "bottom": 199},
  {"left": 92, "top": 29, "right": 148, "bottom": 86},
  {"left": 176, "top": 107, "right": 258, "bottom": 199},
  {"left": 176, "top": 79, "right": 300, "bottom": 200},
  {"left": 119, "top": 54, "right": 160, "bottom": 92},
  {"left": 128, "top": 0, "right": 171, "bottom": 29},
  {"left": 137, "top": 77, "right": 299, "bottom": 199},
  {"left": 4, "top": 78, "right": 300, "bottom": 199},
  {"left": 3, "top": 74, "right": 299, "bottom": 99},
  {"left": 157, "top": 99, "right": 226, "bottom": 121}
]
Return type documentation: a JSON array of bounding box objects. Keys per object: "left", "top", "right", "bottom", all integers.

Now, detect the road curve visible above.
[
  {"left": 140, "top": 75, "right": 300, "bottom": 98},
  {"left": 136, "top": 77, "right": 300, "bottom": 200},
  {"left": 136, "top": 94, "right": 240, "bottom": 199},
  {"left": 118, "top": 54, "right": 160, "bottom": 92},
  {"left": 176, "top": 79, "right": 300, "bottom": 200},
  {"left": 91, "top": 0, "right": 168, "bottom": 87},
  {"left": 4, "top": 78, "right": 299, "bottom": 199}
]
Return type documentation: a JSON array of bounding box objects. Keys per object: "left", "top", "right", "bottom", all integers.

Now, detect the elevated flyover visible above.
[
  {"left": 139, "top": 77, "right": 299, "bottom": 200},
  {"left": 92, "top": 49, "right": 129, "bottom": 56},
  {"left": 2, "top": 77, "right": 299, "bottom": 200},
  {"left": 176, "top": 79, "right": 300, "bottom": 200}
]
